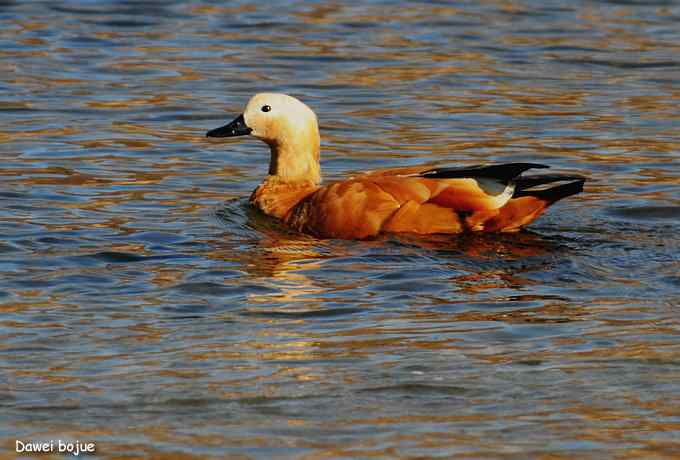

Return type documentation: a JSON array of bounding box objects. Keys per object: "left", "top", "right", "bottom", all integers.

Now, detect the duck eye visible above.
[{"left": 261, "top": 105, "right": 271, "bottom": 113}]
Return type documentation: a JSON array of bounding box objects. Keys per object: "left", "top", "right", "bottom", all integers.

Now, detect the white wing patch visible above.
[{"left": 475, "top": 177, "right": 515, "bottom": 208}]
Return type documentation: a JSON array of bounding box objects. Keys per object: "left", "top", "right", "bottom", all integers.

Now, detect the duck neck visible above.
[{"left": 267, "top": 127, "right": 321, "bottom": 185}]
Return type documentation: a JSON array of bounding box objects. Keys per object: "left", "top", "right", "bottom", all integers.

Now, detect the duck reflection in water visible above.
[{"left": 214, "top": 198, "right": 568, "bottom": 311}]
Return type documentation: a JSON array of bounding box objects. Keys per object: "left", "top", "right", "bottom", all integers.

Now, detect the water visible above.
[{"left": 1, "top": 1, "right": 679, "bottom": 458}]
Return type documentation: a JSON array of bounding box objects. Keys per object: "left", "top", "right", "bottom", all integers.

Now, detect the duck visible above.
[{"left": 206, "top": 93, "right": 585, "bottom": 239}]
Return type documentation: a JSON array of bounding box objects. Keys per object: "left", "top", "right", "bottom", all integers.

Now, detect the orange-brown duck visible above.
[{"left": 207, "top": 93, "right": 585, "bottom": 239}]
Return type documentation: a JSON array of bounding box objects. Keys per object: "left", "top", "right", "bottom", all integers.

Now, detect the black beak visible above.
[{"left": 206, "top": 114, "right": 252, "bottom": 137}]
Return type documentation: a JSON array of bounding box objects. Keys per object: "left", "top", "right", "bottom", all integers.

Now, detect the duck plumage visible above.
[{"left": 207, "top": 93, "right": 585, "bottom": 239}]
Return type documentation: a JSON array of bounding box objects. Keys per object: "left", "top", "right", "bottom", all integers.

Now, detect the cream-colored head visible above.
[{"left": 207, "top": 93, "right": 321, "bottom": 184}]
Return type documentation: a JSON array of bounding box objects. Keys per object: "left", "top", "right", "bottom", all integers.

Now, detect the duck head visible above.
[{"left": 207, "top": 93, "right": 321, "bottom": 184}]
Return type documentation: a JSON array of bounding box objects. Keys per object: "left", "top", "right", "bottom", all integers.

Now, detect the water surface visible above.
[{"left": 1, "top": 1, "right": 679, "bottom": 459}]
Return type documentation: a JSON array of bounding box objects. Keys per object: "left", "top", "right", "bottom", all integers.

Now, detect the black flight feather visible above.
[{"left": 419, "top": 163, "right": 549, "bottom": 183}]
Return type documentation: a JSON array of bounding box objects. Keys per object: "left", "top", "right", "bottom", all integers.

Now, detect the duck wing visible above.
[{"left": 284, "top": 163, "right": 584, "bottom": 238}]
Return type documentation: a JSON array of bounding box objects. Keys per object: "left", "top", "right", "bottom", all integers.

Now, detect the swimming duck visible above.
[{"left": 207, "top": 93, "right": 585, "bottom": 239}]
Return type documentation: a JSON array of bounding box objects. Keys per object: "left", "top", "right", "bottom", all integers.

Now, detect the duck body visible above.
[{"left": 207, "top": 93, "right": 585, "bottom": 240}]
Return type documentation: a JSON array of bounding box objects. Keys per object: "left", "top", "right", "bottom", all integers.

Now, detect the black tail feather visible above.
[
  {"left": 514, "top": 174, "right": 587, "bottom": 192},
  {"left": 420, "top": 163, "right": 549, "bottom": 183},
  {"left": 513, "top": 177, "right": 586, "bottom": 203}
]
